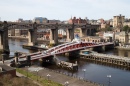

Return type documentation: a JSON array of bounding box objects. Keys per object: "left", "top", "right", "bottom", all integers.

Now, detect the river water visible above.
[{"left": 9, "top": 38, "right": 130, "bottom": 86}]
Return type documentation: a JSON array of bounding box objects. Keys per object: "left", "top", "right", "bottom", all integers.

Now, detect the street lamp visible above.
[
  {"left": 35, "top": 69, "right": 39, "bottom": 81},
  {"left": 64, "top": 81, "right": 69, "bottom": 86},
  {"left": 107, "top": 75, "right": 111, "bottom": 86},
  {"left": 47, "top": 74, "right": 51, "bottom": 85},
  {"left": 47, "top": 74, "right": 51, "bottom": 80},
  {"left": 25, "top": 66, "right": 29, "bottom": 78},
  {"left": 82, "top": 69, "right": 86, "bottom": 80}
]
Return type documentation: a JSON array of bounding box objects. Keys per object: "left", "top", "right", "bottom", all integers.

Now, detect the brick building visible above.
[{"left": 68, "top": 17, "right": 87, "bottom": 24}]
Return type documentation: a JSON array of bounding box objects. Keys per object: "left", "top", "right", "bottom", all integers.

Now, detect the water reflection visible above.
[{"left": 9, "top": 38, "right": 37, "bottom": 56}]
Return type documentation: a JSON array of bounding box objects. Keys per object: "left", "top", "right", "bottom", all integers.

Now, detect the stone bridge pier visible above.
[
  {"left": 50, "top": 29, "right": 58, "bottom": 44},
  {"left": 0, "top": 21, "right": 9, "bottom": 58},
  {"left": 78, "top": 28, "right": 87, "bottom": 37},
  {"left": 49, "top": 23, "right": 58, "bottom": 44},
  {"left": 28, "top": 22, "right": 37, "bottom": 46},
  {"left": 67, "top": 23, "right": 74, "bottom": 42}
]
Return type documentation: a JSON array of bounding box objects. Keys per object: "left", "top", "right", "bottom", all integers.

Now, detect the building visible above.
[
  {"left": 8, "top": 29, "right": 15, "bottom": 36},
  {"left": 68, "top": 17, "right": 87, "bottom": 24},
  {"left": 128, "top": 33, "right": 130, "bottom": 43},
  {"left": 81, "top": 36, "right": 103, "bottom": 43},
  {"left": 115, "top": 31, "right": 129, "bottom": 45},
  {"left": 17, "top": 18, "right": 23, "bottom": 22},
  {"left": 123, "top": 19, "right": 130, "bottom": 27},
  {"left": 113, "top": 14, "right": 125, "bottom": 28},
  {"left": 23, "top": 20, "right": 32, "bottom": 23},
  {"left": 33, "top": 17, "right": 48, "bottom": 23},
  {"left": 58, "top": 29, "right": 66, "bottom": 38},
  {"left": 0, "top": 64, "right": 16, "bottom": 77},
  {"left": 97, "top": 18, "right": 105, "bottom": 24},
  {"left": 103, "top": 32, "right": 114, "bottom": 42},
  {"left": 101, "top": 22, "right": 110, "bottom": 29},
  {"left": 37, "top": 29, "right": 50, "bottom": 40},
  {"left": 88, "top": 20, "right": 99, "bottom": 25},
  {"left": 8, "top": 29, "right": 28, "bottom": 37},
  {"left": 48, "top": 19, "right": 60, "bottom": 23},
  {"left": 16, "top": 18, "right": 32, "bottom": 23},
  {"left": 109, "top": 19, "right": 113, "bottom": 26}
]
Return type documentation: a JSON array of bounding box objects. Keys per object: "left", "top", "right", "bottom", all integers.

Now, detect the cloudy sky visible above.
[{"left": 0, "top": 0, "right": 130, "bottom": 21}]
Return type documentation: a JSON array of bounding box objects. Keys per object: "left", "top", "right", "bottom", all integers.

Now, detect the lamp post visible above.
[
  {"left": 107, "top": 75, "right": 111, "bottom": 86},
  {"left": 47, "top": 74, "right": 51, "bottom": 80},
  {"left": 35, "top": 69, "right": 39, "bottom": 81},
  {"left": 47, "top": 74, "right": 51, "bottom": 86},
  {"left": 1, "top": 54, "right": 6, "bottom": 64},
  {"left": 82, "top": 69, "right": 86, "bottom": 80},
  {"left": 64, "top": 81, "right": 69, "bottom": 86},
  {"left": 25, "top": 66, "right": 29, "bottom": 78}
]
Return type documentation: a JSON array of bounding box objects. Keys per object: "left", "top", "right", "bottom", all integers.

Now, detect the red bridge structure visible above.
[{"left": 18, "top": 41, "right": 114, "bottom": 61}]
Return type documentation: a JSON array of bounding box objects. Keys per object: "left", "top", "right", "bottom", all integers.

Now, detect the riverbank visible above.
[
  {"left": 23, "top": 66, "right": 99, "bottom": 86},
  {"left": 9, "top": 36, "right": 28, "bottom": 39},
  {"left": 17, "top": 68, "right": 61, "bottom": 86}
]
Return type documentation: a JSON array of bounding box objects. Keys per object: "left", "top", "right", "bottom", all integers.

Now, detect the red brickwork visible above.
[{"left": 68, "top": 17, "right": 87, "bottom": 24}]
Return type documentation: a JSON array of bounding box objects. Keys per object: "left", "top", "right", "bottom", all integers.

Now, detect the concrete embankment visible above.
[{"left": 80, "top": 52, "right": 130, "bottom": 67}]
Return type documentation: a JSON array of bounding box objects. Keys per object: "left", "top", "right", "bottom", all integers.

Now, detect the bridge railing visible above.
[
  {"left": 50, "top": 42, "right": 97, "bottom": 55},
  {"left": 45, "top": 42, "right": 74, "bottom": 53}
]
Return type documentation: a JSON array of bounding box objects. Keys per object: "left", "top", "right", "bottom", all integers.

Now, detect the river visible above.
[{"left": 8, "top": 38, "right": 130, "bottom": 86}]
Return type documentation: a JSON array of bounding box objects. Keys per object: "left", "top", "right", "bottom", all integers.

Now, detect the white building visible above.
[{"left": 103, "top": 32, "right": 114, "bottom": 42}]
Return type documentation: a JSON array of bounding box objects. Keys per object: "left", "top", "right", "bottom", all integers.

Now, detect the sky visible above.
[{"left": 0, "top": 0, "right": 130, "bottom": 21}]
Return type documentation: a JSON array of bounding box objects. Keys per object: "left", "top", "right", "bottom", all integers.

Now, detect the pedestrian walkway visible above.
[
  {"left": 16, "top": 72, "right": 25, "bottom": 77},
  {"left": 27, "top": 66, "right": 99, "bottom": 86}
]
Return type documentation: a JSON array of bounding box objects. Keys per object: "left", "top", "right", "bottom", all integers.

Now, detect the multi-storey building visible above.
[
  {"left": 33, "top": 17, "right": 48, "bottom": 23},
  {"left": 103, "top": 32, "right": 114, "bottom": 42},
  {"left": 115, "top": 31, "right": 129, "bottom": 45},
  {"left": 68, "top": 17, "right": 87, "bottom": 24},
  {"left": 113, "top": 14, "right": 125, "bottom": 28},
  {"left": 101, "top": 21, "right": 110, "bottom": 29}
]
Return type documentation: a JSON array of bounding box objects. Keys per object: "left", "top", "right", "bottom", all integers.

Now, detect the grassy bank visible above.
[{"left": 16, "top": 68, "right": 62, "bottom": 86}]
